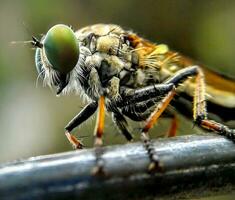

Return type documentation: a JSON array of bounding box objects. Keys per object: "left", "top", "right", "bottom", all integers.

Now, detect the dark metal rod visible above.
[{"left": 0, "top": 134, "right": 235, "bottom": 200}]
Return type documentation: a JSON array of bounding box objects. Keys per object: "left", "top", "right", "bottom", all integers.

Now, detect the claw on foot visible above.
[
  {"left": 148, "top": 160, "right": 164, "bottom": 173},
  {"left": 148, "top": 161, "right": 157, "bottom": 172},
  {"left": 65, "top": 131, "right": 84, "bottom": 149}
]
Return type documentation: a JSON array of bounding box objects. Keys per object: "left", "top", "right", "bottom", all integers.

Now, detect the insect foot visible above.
[{"left": 65, "top": 131, "right": 84, "bottom": 149}]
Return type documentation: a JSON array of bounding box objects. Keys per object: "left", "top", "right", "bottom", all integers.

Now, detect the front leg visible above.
[{"left": 65, "top": 101, "right": 98, "bottom": 149}]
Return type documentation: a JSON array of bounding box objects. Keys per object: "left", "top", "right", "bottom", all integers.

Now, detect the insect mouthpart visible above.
[{"left": 54, "top": 72, "right": 70, "bottom": 95}]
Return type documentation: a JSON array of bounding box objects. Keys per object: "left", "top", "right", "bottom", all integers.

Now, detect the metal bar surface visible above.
[{"left": 0, "top": 134, "right": 235, "bottom": 200}]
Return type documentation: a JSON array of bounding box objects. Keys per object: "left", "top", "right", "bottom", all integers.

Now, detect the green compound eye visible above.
[{"left": 43, "top": 24, "right": 79, "bottom": 74}]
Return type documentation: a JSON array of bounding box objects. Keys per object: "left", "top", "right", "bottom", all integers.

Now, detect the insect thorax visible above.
[{"left": 73, "top": 24, "right": 160, "bottom": 101}]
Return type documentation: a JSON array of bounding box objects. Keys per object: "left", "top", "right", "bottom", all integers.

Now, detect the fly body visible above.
[
  {"left": 33, "top": 24, "right": 235, "bottom": 173},
  {"left": 72, "top": 24, "right": 163, "bottom": 101}
]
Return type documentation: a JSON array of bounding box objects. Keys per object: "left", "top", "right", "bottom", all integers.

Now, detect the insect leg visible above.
[
  {"left": 92, "top": 96, "right": 106, "bottom": 176},
  {"left": 112, "top": 110, "right": 133, "bottom": 141},
  {"left": 94, "top": 96, "right": 106, "bottom": 146},
  {"left": 65, "top": 102, "right": 98, "bottom": 132},
  {"left": 192, "top": 68, "right": 235, "bottom": 141},
  {"left": 164, "top": 65, "right": 235, "bottom": 141},
  {"left": 141, "top": 88, "right": 176, "bottom": 139},
  {"left": 166, "top": 114, "right": 178, "bottom": 137},
  {"left": 141, "top": 87, "right": 176, "bottom": 172},
  {"left": 121, "top": 99, "right": 157, "bottom": 121},
  {"left": 117, "top": 83, "right": 174, "bottom": 107},
  {"left": 64, "top": 101, "right": 98, "bottom": 149},
  {"left": 122, "top": 100, "right": 178, "bottom": 137},
  {"left": 164, "top": 65, "right": 198, "bottom": 86}
]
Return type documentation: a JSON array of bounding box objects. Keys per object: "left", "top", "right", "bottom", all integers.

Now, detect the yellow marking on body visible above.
[
  {"left": 169, "top": 65, "right": 178, "bottom": 72},
  {"left": 160, "top": 52, "right": 235, "bottom": 108},
  {"left": 153, "top": 44, "right": 169, "bottom": 54}
]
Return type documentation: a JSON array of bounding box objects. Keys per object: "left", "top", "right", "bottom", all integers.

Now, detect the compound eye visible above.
[{"left": 43, "top": 24, "right": 79, "bottom": 74}]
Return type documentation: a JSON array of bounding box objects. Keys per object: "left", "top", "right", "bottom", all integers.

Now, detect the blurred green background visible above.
[{"left": 0, "top": 0, "right": 235, "bottom": 164}]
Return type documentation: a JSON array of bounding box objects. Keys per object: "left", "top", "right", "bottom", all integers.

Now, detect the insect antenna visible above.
[
  {"left": 23, "top": 21, "right": 43, "bottom": 48},
  {"left": 11, "top": 21, "right": 43, "bottom": 48},
  {"left": 10, "top": 39, "right": 42, "bottom": 50},
  {"left": 31, "top": 36, "right": 43, "bottom": 48},
  {"left": 10, "top": 40, "right": 33, "bottom": 45}
]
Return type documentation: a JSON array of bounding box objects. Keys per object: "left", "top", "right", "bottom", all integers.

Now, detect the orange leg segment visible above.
[
  {"left": 141, "top": 88, "right": 176, "bottom": 140},
  {"left": 94, "top": 95, "right": 106, "bottom": 147},
  {"left": 166, "top": 114, "right": 178, "bottom": 137},
  {"left": 140, "top": 87, "right": 176, "bottom": 173},
  {"left": 92, "top": 96, "right": 107, "bottom": 176}
]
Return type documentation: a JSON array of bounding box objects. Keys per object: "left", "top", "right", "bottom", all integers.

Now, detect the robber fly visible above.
[{"left": 32, "top": 24, "right": 235, "bottom": 172}]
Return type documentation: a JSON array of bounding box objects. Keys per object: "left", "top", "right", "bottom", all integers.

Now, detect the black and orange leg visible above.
[
  {"left": 141, "top": 87, "right": 176, "bottom": 172},
  {"left": 141, "top": 88, "right": 176, "bottom": 140},
  {"left": 165, "top": 65, "right": 235, "bottom": 140},
  {"left": 92, "top": 96, "right": 106, "bottom": 175},
  {"left": 65, "top": 101, "right": 98, "bottom": 149},
  {"left": 116, "top": 65, "right": 234, "bottom": 172},
  {"left": 133, "top": 66, "right": 203, "bottom": 172},
  {"left": 192, "top": 68, "right": 235, "bottom": 141},
  {"left": 163, "top": 65, "right": 235, "bottom": 140}
]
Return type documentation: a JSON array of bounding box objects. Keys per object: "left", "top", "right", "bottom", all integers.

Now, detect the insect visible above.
[{"left": 32, "top": 24, "right": 235, "bottom": 172}]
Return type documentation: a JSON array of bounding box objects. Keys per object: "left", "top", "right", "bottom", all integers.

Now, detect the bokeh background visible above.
[{"left": 0, "top": 0, "right": 235, "bottom": 165}]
